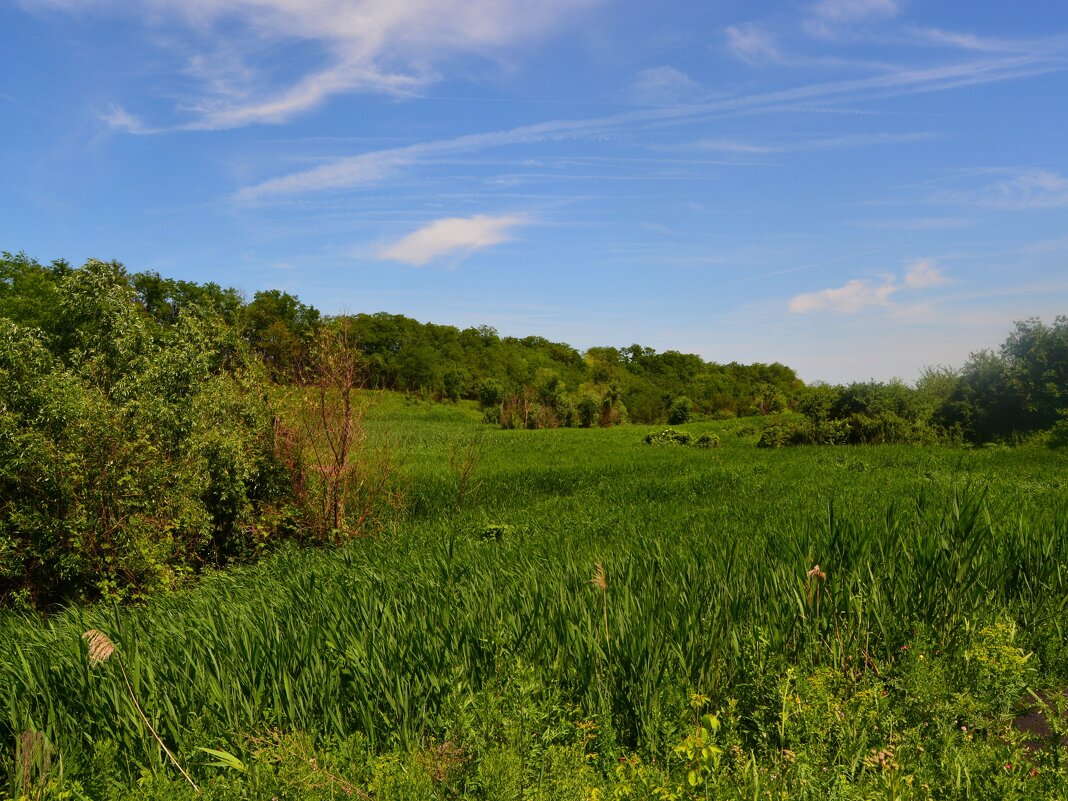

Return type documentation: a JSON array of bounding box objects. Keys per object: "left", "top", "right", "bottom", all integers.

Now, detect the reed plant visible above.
[{"left": 1, "top": 411, "right": 1066, "bottom": 798}]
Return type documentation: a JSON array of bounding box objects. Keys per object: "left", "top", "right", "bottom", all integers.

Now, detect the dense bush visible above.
[
  {"left": 756, "top": 423, "right": 804, "bottom": 448},
  {"left": 642, "top": 428, "right": 720, "bottom": 447},
  {"left": 643, "top": 428, "right": 692, "bottom": 446},
  {"left": 0, "top": 261, "right": 297, "bottom": 607},
  {"left": 1048, "top": 410, "right": 1068, "bottom": 449},
  {"left": 783, "top": 377, "right": 956, "bottom": 447},
  {"left": 757, "top": 413, "right": 939, "bottom": 448},
  {"left": 695, "top": 432, "right": 719, "bottom": 449}
]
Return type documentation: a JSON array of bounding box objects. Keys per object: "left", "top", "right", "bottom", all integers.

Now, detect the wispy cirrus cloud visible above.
[
  {"left": 933, "top": 169, "right": 1068, "bottom": 209},
  {"left": 631, "top": 66, "right": 702, "bottom": 105},
  {"left": 724, "top": 23, "right": 782, "bottom": 65},
  {"left": 908, "top": 27, "right": 1068, "bottom": 56},
  {"left": 854, "top": 217, "right": 973, "bottom": 231},
  {"left": 238, "top": 53, "right": 1062, "bottom": 200},
  {"left": 30, "top": 0, "right": 596, "bottom": 131},
  {"left": 804, "top": 0, "right": 900, "bottom": 39},
  {"left": 789, "top": 258, "right": 948, "bottom": 314},
  {"left": 687, "top": 131, "right": 932, "bottom": 155},
  {"left": 97, "top": 104, "right": 158, "bottom": 134},
  {"left": 377, "top": 213, "right": 528, "bottom": 265}
]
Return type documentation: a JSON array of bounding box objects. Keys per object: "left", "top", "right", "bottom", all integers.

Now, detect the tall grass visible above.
[{"left": 2, "top": 407, "right": 1067, "bottom": 791}]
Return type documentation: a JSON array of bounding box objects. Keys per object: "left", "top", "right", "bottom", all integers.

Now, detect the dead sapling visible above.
[
  {"left": 296, "top": 319, "right": 402, "bottom": 541},
  {"left": 447, "top": 429, "right": 486, "bottom": 513}
]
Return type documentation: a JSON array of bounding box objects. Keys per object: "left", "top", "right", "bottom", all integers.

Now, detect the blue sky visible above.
[{"left": 2, "top": 0, "right": 1067, "bottom": 383}]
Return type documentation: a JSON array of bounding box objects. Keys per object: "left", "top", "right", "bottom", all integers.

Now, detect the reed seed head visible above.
[
  {"left": 82, "top": 629, "right": 116, "bottom": 666},
  {"left": 807, "top": 564, "right": 826, "bottom": 582},
  {"left": 590, "top": 561, "right": 607, "bottom": 592}
]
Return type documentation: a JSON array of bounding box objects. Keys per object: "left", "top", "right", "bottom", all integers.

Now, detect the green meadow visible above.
[{"left": 4, "top": 397, "right": 1068, "bottom": 800}]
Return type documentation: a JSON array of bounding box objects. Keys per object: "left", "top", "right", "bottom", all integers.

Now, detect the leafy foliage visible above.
[{"left": 0, "top": 260, "right": 296, "bottom": 607}]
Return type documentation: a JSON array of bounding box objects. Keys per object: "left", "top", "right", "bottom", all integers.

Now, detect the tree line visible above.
[
  {"left": 0, "top": 251, "right": 804, "bottom": 426},
  {"left": 757, "top": 317, "right": 1068, "bottom": 447}
]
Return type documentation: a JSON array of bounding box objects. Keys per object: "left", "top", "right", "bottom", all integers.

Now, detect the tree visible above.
[
  {"left": 667, "top": 395, "right": 693, "bottom": 425},
  {"left": 1001, "top": 316, "right": 1068, "bottom": 430},
  {"left": 796, "top": 383, "right": 839, "bottom": 423},
  {"left": 600, "top": 382, "right": 628, "bottom": 427},
  {"left": 243, "top": 290, "right": 321, "bottom": 379},
  {"left": 753, "top": 383, "right": 787, "bottom": 416},
  {"left": 0, "top": 251, "right": 66, "bottom": 334},
  {"left": 577, "top": 394, "right": 599, "bottom": 428}
]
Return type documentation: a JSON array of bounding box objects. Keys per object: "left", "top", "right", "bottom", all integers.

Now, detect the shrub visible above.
[
  {"left": 695, "top": 433, "right": 719, "bottom": 449},
  {"left": 964, "top": 621, "right": 1033, "bottom": 715},
  {"left": 1047, "top": 410, "right": 1068, "bottom": 449},
  {"left": 845, "top": 411, "right": 939, "bottom": 445},
  {"left": 479, "top": 523, "right": 512, "bottom": 541},
  {"left": 756, "top": 422, "right": 810, "bottom": 448},
  {"left": 644, "top": 428, "right": 692, "bottom": 446},
  {"left": 810, "top": 418, "right": 851, "bottom": 445}
]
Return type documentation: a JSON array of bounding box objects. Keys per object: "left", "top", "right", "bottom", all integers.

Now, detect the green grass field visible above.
[{"left": 4, "top": 399, "right": 1068, "bottom": 800}]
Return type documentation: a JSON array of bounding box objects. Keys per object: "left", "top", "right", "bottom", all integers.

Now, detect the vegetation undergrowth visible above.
[{"left": 3, "top": 411, "right": 1067, "bottom": 799}]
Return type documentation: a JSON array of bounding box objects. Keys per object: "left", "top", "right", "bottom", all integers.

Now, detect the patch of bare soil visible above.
[{"left": 1014, "top": 689, "right": 1068, "bottom": 751}]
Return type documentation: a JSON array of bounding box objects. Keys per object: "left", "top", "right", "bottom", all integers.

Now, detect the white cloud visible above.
[
  {"left": 631, "top": 66, "right": 701, "bottom": 105},
  {"left": 903, "top": 258, "right": 948, "bottom": 288},
  {"left": 789, "top": 278, "right": 897, "bottom": 314},
  {"left": 34, "top": 0, "right": 595, "bottom": 130},
  {"left": 378, "top": 214, "right": 528, "bottom": 265},
  {"left": 724, "top": 23, "right": 781, "bottom": 64},
  {"left": 789, "top": 258, "right": 948, "bottom": 314}
]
